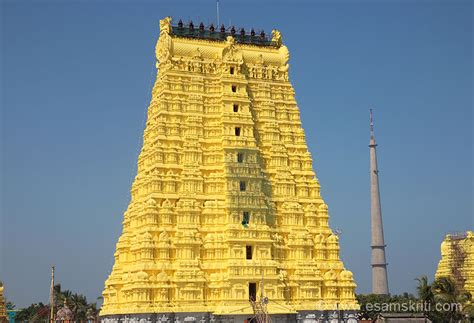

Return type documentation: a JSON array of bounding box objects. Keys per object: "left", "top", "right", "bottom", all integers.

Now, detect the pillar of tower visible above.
[{"left": 369, "top": 109, "right": 389, "bottom": 295}]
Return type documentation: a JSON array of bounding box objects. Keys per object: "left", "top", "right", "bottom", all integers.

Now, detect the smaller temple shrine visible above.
[
  {"left": 56, "top": 301, "right": 73, "bottom": 323},
  {"left": 436, "top": 230, "right": 474, "bottom": 296}
]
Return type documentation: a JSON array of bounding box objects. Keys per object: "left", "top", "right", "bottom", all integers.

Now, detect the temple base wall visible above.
[{"left": 100, "top": 311, "right": 359, "bottom": 323}]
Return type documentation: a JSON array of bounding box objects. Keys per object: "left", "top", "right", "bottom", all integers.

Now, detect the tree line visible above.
[
  {"left": 11, "top": 284, "right": 100, "bottom": 322},
  {"left": 357, "top": 276, "right": 473, "bottom": 322},
  {"left": 7, "top": 276, "right": 473, "bottom": 322}
]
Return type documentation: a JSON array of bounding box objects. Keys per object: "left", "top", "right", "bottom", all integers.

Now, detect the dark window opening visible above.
[
  {"left": 249, "top": 283, "right": 257, "bottom": 301},
  {"left": 230, "top": 67, "right": 235, "bottom": 74},
  {"left": 235, "top": 127, "right": 241, "bottom": 136},
  {"left": 237, "top": 152, "right": 244, "bottom": 163},
  {"left": 242, "top": 211, "right": 250, "bottom": 226},
  {"left": 232, "top": 85, "right": 237, "bottom": 92},
  {"left": 233, "top": 104, "right": 239, "bottom": 112},
  {"left": 240, "top": 181, "right": 246, "bottom": 191},
  {"left": 246, "top": 245, "right": 253, "bottom": 259}
]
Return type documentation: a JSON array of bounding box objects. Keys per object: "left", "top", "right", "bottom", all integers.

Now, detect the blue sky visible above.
[{"left": 1, "top": 0, "right": 472, "bottom": 308}]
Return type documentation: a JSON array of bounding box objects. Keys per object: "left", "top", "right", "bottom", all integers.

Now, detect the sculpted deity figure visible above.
[
  {"left": 271, "top": 29, "right": 282, "bottom": 47},
  {"left": 222, "top": 36, "right": 243, "bottom": 65},
  {"left": 159, "top": 16, "right": 172, "bottom": 34},
  {"left": 156, "top": 17, "right": 173, "bottom": 67},
  {"left": 193, "top": 47, "right": 203, "bottom": 60},
  {"left": 278, "top": 45, "right": 290, "bottom": 80},
  {"left": 226, "top": 35, "right": 235, "bottom": 47}
]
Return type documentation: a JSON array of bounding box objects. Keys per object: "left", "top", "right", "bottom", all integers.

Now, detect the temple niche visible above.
[{"left": 100, "top": 16, "right": 358, "bottom": 322}]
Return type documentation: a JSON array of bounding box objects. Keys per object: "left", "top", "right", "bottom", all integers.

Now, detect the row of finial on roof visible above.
[
  {"left": 177, "top": 19, "right": 267, "bottom": 38},
  {"left": 448, "top": 231, "right": 469, "bottom": 240},
  {"left": 173, "top": 19, "right": 269, "bottom": 42}
]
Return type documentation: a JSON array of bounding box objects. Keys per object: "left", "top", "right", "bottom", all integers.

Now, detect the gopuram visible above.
[
  {"left": 100, "top": 17, "right": 359, "bottom": 323},
  {"left": 436, "top": 231, "right": 474, "bottom": 297}
]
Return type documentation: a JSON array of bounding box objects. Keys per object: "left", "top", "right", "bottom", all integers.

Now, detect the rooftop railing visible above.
[{"left": 171, "top": 20, "right": 277, "bottom": 47}]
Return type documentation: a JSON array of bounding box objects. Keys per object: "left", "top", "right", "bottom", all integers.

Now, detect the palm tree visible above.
[
  {"left": 87, "top": 303, "right": 99, "bottom": 322},
  {"left": 14, "top": 302, "right": 47, "bottom": 321},
  {"left": 416, "top": 276, "right": 433, "bottom": 302},
  {"left": 416, "top": 275, "right": 434, "bottom": 317},
  {"left": 60, "top": 290, "right": 73, "bottom": 306},
  {"left": 70, "top": 293, "right": 88, "bottom": 321},
  {"left": 432, "top": 276, "right": 471, "bottom": 322}
]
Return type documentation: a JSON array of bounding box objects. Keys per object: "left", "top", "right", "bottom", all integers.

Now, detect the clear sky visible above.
[{"left": 1, "top": 0, "right": 472, "bottom": 308}]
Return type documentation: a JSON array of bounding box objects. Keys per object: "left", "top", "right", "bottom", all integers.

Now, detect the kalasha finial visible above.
[
  {"left": 230, "top": 26, "right": 236, "bottom": 35},
  {"left": 189, "top": 21, "right": 194, "bottom": 32},
  {"left": 178, "top": 19, "right": 183, "bottom": 29},
  {"left": 199, "top": 22, "right": 205, "bottom": 32},
  {"left": 250, "top": 28, "right": 255, "bottom": 37},
  {"left": 209, "top": 24, "right": 215, "bottom": 33},
  {"left": 220, "top": 24, "right": 225, "bottom": 33}
]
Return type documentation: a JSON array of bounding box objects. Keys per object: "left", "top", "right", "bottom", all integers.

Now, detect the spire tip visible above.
[{"left": 370, "top": 108, "right": 375, "bottom": 134}]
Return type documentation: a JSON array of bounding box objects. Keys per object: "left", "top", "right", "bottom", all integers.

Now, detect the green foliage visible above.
[
  {"left": 356, "top": 293, "right": 417, "bottom": 320},
  {"left": 14, "top": 303, "right": 48, "bottom": 321},
  {"left": 430, "top": 276, "right": 472, "bottom": 322},
  {"left": 53, "top": 284, "right": 99, "bottom": 321},
  {"left": 357, "top": 275, "right": 473, "bottom": 322},
  {"left": 5, "top": 301, "right": 15, "bottom": 311},
  {"left": 15, "top": 284, "right": 99, "bottom": 322}
]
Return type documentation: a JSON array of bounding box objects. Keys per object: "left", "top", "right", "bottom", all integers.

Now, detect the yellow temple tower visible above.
[
  {"left": 0, "top": 282, "right": 7, "bottom": 322},
  {"left": 435, "top": 231, "right": 474, "bottom": 297},
  {"left": 100, "top": 17, "right": 358, "bottom": 322}
]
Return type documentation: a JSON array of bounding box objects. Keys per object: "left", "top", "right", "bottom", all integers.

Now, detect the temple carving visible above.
[{"left": 100, "top": 17, "right": 358, "bottom": 322}]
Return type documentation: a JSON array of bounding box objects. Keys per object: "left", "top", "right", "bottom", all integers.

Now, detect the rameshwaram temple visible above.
[
  {"left": 100, "top": 17, "right": 359, "bottom": 322},
  {"left": 436, "top": 231, "right": 474, "bottom": 297}
]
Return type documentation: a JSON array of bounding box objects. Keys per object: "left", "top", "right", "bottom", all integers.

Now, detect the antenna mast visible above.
[
  {"left": 216, "top": 0, "right": 220, "bottom": 26},
  {"left": 369, "top": 108, "right": 389, "bottom": 295},
  {"left": 370, "top": 108, "right": 374, "bottom": 137}
]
